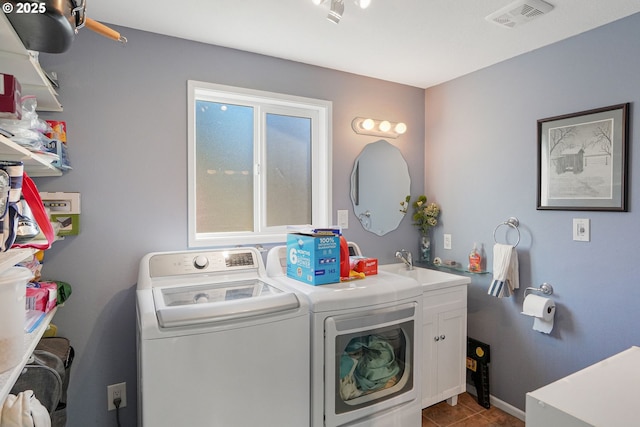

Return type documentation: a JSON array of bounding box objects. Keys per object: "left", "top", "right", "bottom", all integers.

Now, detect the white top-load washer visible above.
[
  {"left": 137, "top": 247, "right": 309, "bottom": 427},
  {"left": 266, "top": 245, "right": 423, "bottom": 427}
]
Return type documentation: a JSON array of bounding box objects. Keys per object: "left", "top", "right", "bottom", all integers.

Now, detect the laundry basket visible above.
[{"left": 11, "top": 337, "right": 75, "bottom": 427}]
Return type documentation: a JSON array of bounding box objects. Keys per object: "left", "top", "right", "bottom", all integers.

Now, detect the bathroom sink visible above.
[{"left": 379, "top": 263, "right": 470, "bottom": 291}]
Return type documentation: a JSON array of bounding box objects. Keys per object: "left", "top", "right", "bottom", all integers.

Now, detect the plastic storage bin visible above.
[{"left": 0, "top": 267, "right": 33, "bottom": 373}]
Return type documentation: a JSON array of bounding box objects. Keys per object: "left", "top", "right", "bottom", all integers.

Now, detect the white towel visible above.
[
  {"left": 0, "top": 391, "right": 51, "bottom": 427},
  {"left": 487, "top": 243, "right": 519, "bottom": 298}
]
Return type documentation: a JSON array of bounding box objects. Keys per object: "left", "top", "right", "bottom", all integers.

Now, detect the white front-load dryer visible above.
[{"left": 267, "top": 245, "right": 423, "bottom": 427}]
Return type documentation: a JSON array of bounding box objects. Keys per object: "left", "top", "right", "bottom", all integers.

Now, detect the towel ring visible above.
[{"left": 493, "top": 217, "right": 520, "bottom": 247}]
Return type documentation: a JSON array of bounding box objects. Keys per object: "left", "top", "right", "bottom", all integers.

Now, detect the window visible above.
[{"left": 188, "top": 81, "right": 332, "bottom": 247}]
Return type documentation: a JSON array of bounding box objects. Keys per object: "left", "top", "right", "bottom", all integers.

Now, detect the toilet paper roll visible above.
[{"left": 522, "top": 294, "right": 555, "bottom": 334}]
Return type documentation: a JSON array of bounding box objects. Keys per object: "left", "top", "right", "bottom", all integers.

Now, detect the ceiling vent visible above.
[{"left": 486, "top": 0, "right": 554, "bottom": 29}]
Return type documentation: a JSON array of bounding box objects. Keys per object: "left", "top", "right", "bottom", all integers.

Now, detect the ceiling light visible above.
[
  {"left": 352, "top": 117, "right": 407, "bottom": 139},
  {"left": 327, "top": 0, "right": 344, "bottom": 24},
  {"left": 313, "top": 0, "right": 370, "bottom": 23}
]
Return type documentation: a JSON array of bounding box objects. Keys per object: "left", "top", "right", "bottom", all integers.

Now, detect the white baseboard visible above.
[{"left": 466, "top": 384, "right": 526, "bottom": 421}]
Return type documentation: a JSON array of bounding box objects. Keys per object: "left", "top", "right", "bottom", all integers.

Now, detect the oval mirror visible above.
[{"left": 350, "top": 140, "right": 411, "bottom": 236}]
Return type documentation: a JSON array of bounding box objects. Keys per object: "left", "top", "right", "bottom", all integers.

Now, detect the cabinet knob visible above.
[
  {"left": 434, "top": 336, "right": 439, "bottom": 342},
  {"left": 440, "top": 334, "right": 446, "bottom": 340}
]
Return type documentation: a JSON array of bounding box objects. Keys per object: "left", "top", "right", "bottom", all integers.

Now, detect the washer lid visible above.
[{"left": 153, "top": 279, "right": 300, "bottom": 328}]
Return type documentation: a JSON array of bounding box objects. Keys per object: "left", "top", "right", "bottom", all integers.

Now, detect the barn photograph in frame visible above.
[{"left": 537, "top": 103, "right": 629, "bottom": 211}]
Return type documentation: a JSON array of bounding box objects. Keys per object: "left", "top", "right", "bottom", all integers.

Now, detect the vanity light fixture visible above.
[
  {"left": 313, "top": 0, "right": 371, "bottom": 24},
  {"left": 352, "top": 117, "right": 407, "bottom": 139}
]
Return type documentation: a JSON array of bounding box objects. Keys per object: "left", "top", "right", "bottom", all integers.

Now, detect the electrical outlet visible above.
[
  {"left": 107, "top": 382, "right": 127, "bottom": 411},
  {"left": 443, "top": 234, "right": 452, "bottom": 250}
]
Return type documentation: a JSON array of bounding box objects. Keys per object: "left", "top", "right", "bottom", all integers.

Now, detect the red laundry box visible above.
[{"left": 352, "top": 257, "right": 378, "bottom": 276}]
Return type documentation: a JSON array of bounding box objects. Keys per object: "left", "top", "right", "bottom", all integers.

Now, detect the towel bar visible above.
[{"left": 493, "top": 217, "right": 520, "bottom": 247}]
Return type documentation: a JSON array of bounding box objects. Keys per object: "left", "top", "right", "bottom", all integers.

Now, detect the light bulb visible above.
[
  {"left": 354, "top": 0, "right": 371, "bottom": 9},
  {"left": 394, "top": 122, "right": 407, "bottom": 134},
  {"left": 379, "top": 120, "right": 391, "bottom": 132},
  {"left": 362, "top": 118, "right": 375, "bottom": 130}
]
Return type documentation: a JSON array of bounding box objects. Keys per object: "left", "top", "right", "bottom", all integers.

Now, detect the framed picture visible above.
[{"left": 537, "top": 103, "right": 629, "bottom": 211}]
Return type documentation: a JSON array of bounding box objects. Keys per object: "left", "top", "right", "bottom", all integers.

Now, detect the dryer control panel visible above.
[{"left": 148, "top": 249, "right": 258, "bottom": 278}]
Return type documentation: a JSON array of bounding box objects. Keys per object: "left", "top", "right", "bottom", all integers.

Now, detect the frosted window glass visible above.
[
  {"left": 265, "top": 114, "right": 312, "bottom": 226},
  {"left": 195, "top": 100, "right": 253, "bottom": 233}
]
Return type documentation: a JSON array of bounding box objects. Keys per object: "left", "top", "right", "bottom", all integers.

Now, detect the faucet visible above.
[{"left": 395, "top": 249, "right": 413, "bottom": 270}]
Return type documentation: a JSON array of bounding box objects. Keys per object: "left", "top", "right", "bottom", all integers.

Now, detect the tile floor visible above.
[{"left": 422, "top": 393, "right": 525, "bottom": 427}]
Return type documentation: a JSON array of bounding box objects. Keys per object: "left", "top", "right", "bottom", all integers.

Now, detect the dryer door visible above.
[{"left": 324, "top": 301, "right": 419, "bottom": 427}]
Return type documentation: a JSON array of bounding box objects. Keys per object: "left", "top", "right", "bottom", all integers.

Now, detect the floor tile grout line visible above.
[
  {"left": 422, "top": 392, "right": 524, "bottom": 427},
  {"left": 449, "top": 413, "right": 483, "bottom": 427}
]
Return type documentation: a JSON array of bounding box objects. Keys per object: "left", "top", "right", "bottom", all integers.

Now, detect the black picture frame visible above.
[{"left": 537, "top": 103, "right": 629, "bottom": 211}]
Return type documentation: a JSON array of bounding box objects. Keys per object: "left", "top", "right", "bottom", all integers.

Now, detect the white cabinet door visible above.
[
  {"left": 422, "top": 286, "right": 467, "bottom": 408},
  {"left": 421, "top": 304, "right": 438, "bottom": 405},
  {"left": 435, "top": 307, "right": 467, "bottom": 402}
]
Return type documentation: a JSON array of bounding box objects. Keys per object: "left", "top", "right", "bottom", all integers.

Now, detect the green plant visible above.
[{"left": 412, "top": 195, "right": 440, "bottom": 235}]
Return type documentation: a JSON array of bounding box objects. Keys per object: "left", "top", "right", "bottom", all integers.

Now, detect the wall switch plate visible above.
[
  {"left": 573, "top": 218, "right": 590, "bottom": 242},
  {"left": 337, "top": 210, "right": 348, "bottom": 229},
  {"left": 443, "top": 234, "right": 452, "bottom": 250},
  {"left": 107, "top": 382, "right": 127, "bottom": 411}
]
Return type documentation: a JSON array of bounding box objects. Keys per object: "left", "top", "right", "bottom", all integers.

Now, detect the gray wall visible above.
[
  {"left": 36, "top": 26, "right": 425, "bottom": 426},
  {"left": 425, "top": 13, "right": 640, "bottom": 410}
]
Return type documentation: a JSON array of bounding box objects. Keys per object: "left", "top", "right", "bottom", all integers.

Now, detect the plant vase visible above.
[{"left": 419, "top": 233, "right": 431, "bottom": 263}]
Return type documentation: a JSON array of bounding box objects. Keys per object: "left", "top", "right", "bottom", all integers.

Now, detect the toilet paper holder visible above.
[{"left": 524, "top": 283, "right": 554, "bottom": 297}]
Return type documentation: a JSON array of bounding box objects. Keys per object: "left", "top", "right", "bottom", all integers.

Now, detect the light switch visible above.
[
  {"left": 337, "top": 210, "right": 349, "bottom": 229},
  {"left": 573, "top": 218, "right": 590, "bottom": 242}
]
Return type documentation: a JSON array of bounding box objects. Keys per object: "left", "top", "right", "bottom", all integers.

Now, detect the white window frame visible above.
[{"left": 187, "top": 80, "right": 332, "bottom": 247}]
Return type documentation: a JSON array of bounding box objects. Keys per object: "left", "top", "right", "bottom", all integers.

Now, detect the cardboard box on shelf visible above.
[
  {"left": 0, "top": 74, "right": 22, "bottom": 120},
  {"left": 26, "top": 281, "right": 57, "bottom": 313}
]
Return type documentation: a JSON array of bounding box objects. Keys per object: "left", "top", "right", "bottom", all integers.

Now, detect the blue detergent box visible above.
[{"left": 286, "top": 231, "right": 340, "bottom": 286}]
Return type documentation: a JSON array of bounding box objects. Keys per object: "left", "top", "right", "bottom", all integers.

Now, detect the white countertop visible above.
[
  {"left": 378, "top": 263, "right": 470, "bottom": 291},
  {"left": 527, "top": 346, "right": 640, "bottom": 427}
]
